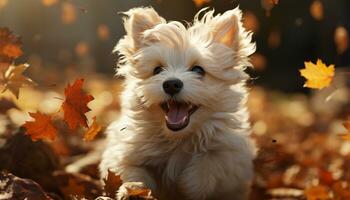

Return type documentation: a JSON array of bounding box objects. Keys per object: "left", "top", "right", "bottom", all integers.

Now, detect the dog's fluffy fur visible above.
[{"left": 100, "top": 6, "right": 257, "bottom": 200}]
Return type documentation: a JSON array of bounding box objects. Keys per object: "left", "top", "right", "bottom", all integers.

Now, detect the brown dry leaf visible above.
[
  {"left": 304, "top": 185, "right": 330, "bottom": 200},
  {"left": 83, "top": 117, "right": 102, "bottom": 141},
  {"left": 54, "top": 171, "right": 102, "bottom": 199},
  {"left": 61, "top": 78, "right": 94, "bottom": 130},
  {"left": 61, "top": 2, "right": 77, "bottom": 24},
  {"left": 334, "top": 26, "right": 349, "bottom": 54},
  {"left": 0, "top": 172, "right": 53, "bottom": 200},
  {"left": 127, "top": 187, "right": 153, "bottom": 199},
  {"left": 332, "top": 181, "right": 350, "bottom": 200},
  {"left": 41, "top": 0, "right": 58, "bottom": 7},
  {"left": 61, "top": 178, "right": 85, "bottom": 198},
  {"left": 97, "top": 24, "right": 110, "bottom": 41},
  {"left": 299, "top": 59, "right": 335, "bottom": 89},
  {"left": 193, "top": 0, "right": 210, "bottom": 8},
  {"left": 103, "top": 170, "right": 122, "bottom": 198},
  {"left": 2, "top": 63, "right": 35, "bottom": 98},
  {"left": 310, "top": 0, "right": 323, "bottom": 21},
  {"left": 23, "top": 112, "right": 57, "bottom": 141}
]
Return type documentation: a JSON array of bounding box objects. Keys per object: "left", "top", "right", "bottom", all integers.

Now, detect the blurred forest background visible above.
[{"left": 0, "top": 0, "right": 349, "bottom": 92}]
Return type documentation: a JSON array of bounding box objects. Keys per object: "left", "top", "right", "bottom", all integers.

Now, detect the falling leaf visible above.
[
  {"left": 97, "top": 24, "right": 110, "bottom": 41},
  {"left": 334, "top": 26, "right": 349, "bottom": 54},
  {"left": 0, "top": 27, "right": 23, "bottom": 64},
  {"left": 304, "top": 185, "right": 330, "bottom": 200},
  {"left": 61, "top": 78, "right": 94, "bottom": 130},
  {"left": 310, "top": 0, "right": 323, "bottom": 21},
  {"left": 192, "top": 0, "right": 210, "bottom": 8},
  {"left": 41, "top": 0, "right": 58, "bottom": 7},
  {"left": 103, "top": 170, "right": 122, "bottom": 198},
  {"left": 23, "top": 112, "right": 57, "bottom": 141},
  {"left": 299, "top": 59, "right": 335, "bottom": 89},
  {"left": 83, "top": 117, "right": 102, "bottom": 141},
  {"left": 2, "top": 43, "right": 23, "bottom": 59},
  {"left": 61, "top": 2, "right": 76, "bottom": 24},
  {"left": 2, "top": 63, "right": 35, "bottom": 98}
]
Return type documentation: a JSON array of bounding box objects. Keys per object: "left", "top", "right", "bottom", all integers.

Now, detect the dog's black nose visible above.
[{"left": 163, "top": 78, "right": 183, "bottom": 96}]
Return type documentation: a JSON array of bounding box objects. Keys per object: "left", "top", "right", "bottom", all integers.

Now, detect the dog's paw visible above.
[{"left": 116, "top": 182, "right": 153, "bottom": 200}]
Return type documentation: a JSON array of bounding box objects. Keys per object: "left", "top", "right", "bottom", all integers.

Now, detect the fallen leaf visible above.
[
  {"left": 0, "top": 172, "right": 53, "bottom": 200},
  {"left": 103, "top": 170, "right": 122, "bottom": 198},
  {"left": 54, "top": 171, "right": 102, "bottom": 200},
  {"left": 332, "top": 181, "right": 350, "bottom": 200},
  {"left": 23, "top": 112, "right": 57, "bottom": 141},
  {"left": 61, "top": 178, "right": 85, "bottom": 198},
  {"left": 299, "top": 59, "right": 335, "bottom": 89},
  {"left": 61, "top": 78, "right": 94, "bottom": 130},
  {"left": 2, "top": 63, "right": 35, "bottom": 98},
  {"left": 304, "top": 185, "right": 330, "bottom": 200},
  {"left": 83, "top": 117, "right": 102, "bottom": 141},
  {"left": 193, "top": 0, "right": 210, "bottom": 8}
]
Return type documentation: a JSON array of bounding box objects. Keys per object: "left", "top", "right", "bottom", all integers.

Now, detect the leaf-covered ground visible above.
[{"left": 1, "top": 77, "right": 350, "bottom": 199}]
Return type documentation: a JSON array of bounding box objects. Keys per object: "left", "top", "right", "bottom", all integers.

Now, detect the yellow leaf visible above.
[
  {"left": 299, "top": 59, "right": 335, "bottom": 89},
  {"left": 2, "top": 63, "right": 35, "bottom": 98},
  {"left": 83, "top": 117, "right": 102, "bottom": 141}
]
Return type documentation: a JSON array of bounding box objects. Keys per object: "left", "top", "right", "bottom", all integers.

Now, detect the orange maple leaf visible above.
[
  {"left": 299, "top": 59, "right": 335, "bottom": 89},
  {"left": 23, "top": 112, "right": 57, "bottom": 141},
  {"left": 61, "top": 78, "right": 94, "bottom": 130},
  {"left": 83, "top": 117, "right": 102, "bottom": 141},
  {"left": 0, "top": 27, "right": 23, "bottom": 64}
]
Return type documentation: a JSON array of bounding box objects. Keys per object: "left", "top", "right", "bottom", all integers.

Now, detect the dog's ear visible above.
[
  {"left": 209, "top": 9, "right": 242, "bottom": 48},
  {"left": 122, "top": 7, "right": 165, "bottom": 49}
]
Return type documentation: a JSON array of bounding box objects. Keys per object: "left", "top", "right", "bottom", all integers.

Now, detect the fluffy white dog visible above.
[{"left": 100, "top": 6, "right": 257, "bottom": 200}]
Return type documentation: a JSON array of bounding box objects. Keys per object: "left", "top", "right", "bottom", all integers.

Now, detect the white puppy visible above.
[{"left": 100, "top": 6, "right": 257, "bottom": 200}]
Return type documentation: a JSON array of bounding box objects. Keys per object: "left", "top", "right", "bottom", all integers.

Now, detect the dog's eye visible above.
[
  {"left": 190, "top": 66, "right": 205, "bottom": 76},
  {"left": 153, "top": 66, "right": 164, "bottom": 75}
]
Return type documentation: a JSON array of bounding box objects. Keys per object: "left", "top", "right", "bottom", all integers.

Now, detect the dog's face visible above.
[{"left": 115, "top": 7, "right": 255, "bottom": 134}]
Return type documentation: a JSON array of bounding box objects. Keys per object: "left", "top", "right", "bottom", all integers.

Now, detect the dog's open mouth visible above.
[{"left": 161, "top": 100, "right": 198, "bottom": 131}]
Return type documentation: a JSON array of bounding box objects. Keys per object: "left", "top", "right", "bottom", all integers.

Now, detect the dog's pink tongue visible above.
[{"left": 166, "top": 101, "right": 188, "bottom": 124}]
